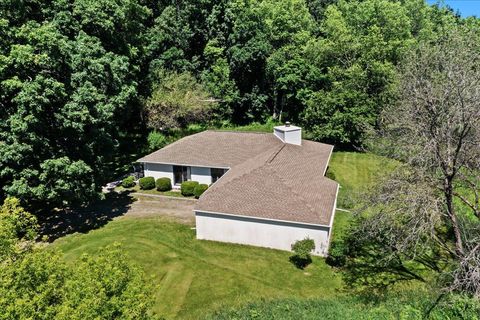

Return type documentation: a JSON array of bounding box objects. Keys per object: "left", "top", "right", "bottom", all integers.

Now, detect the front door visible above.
[{"left": 173, "top": 166, "right": 191, "bottom": 185}]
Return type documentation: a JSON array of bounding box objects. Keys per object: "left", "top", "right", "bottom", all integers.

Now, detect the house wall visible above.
[
  {"left": 191, "top": 166, "right": 212, "bottom": 185},
  {"left": 195, "top": 211, "right": 331, "bottom": 256},
  {"left": 143, "top": 163, "right": 174, "bottom": 181},
  {"left": 143, "top": 162, "right": 213, "bottom": 185}
]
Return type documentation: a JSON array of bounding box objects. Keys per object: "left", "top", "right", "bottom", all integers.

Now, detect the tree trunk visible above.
[{"left": 444, "top": 176, "right": 465, "bottom": 257}]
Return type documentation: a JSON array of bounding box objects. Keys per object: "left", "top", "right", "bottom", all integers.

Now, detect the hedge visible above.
[
  {"left": 181, "top": 181, "right": 199, "bottom": 196},
  {"left": 156, "top": 177, "right": 172, "bottom": 191},
  {"left": 194, "top": 184, "right": 208, "bottom": 199},
  {"left": 139, "top": 176, "right": 155, "bottom": 190},
  {"left": 121, "top": 176, "right": 135, "bottom": 188}
]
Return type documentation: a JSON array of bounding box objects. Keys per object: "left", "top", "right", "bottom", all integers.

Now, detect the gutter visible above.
[
  {"left": 323, "top": 145, "right": 334, "bottom": 176},
  {"left": 326, "top": 183, "right": 340, "bottom": 249},
  {"left": 140, "top": 160, "right": 230, "bottom": 170},
  {"left": 193, "top": 209, "right": 332, "bottom": 229}
]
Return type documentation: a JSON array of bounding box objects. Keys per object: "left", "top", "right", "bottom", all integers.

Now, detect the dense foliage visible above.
[
  {"left": 155, "top": 177, "right": 172, "bottom": 192},
  {"left": 193, "top": 183, "right": 208, "bottom": 199},
  {"left": 139, "top": 176, "right": 155, "bottom": 190},
  {"left": 181, "top": 181, "right": 199, "bottom": 196},
  {"left": 0, "top": 198, "right": 155, "bottom": 319},
  {"left": 0, "top": 0, "right": 466, "bottom": 212}
]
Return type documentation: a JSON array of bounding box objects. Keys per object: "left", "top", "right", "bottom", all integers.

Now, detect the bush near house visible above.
[
  {"left": 326, "top": 240, "right": 347, "bottom": 267},
  {"left": 121, "top": 176, "right": 136, "bottom": 188},
  {"left": 194, "top": 184, "right": 208, "bottom": 199},
  {"left": 290, "top": 238, "right": 315, "bottom": 269},
  {"left": 139, "top": 177, "right": 155, "bottom": 190},
  {"left": 156, "top": 177, "right": 172, "bottom": 191},
  {"left": 181, "top": 181, "right": 199, "bottom": 196}
]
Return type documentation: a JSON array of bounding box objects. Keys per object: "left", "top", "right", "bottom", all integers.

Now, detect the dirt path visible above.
[{"left": 126, "top": 194, "right": 196, "bottom": 224}]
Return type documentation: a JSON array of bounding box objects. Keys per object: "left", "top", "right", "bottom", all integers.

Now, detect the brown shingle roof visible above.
[
  {"left": 138, "top": 130, "right": 283, "bottom": 168},
  {"left": 139, "top": 130, "right": 338, "bottom": 226},
  {"left": 195, "top": 138, "right": 338, "bottom": 225}
]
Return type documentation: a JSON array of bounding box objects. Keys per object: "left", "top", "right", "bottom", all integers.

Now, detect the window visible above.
[
  {"left": 173, "top": 166, "right": 191, "bottom": 185},
  {"left": 211, "top": 168, "right": 227, "bottom": 183}
]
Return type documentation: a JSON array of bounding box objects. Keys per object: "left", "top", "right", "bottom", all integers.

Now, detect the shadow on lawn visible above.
[
  {"left": 289, "top": 255, "right": 312, "bottom": 270},
  {"left": 38, "top": 191, "right": 135, "bottom": 242}
]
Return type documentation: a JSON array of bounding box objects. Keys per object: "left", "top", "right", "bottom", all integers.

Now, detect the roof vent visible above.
[{"left": 273, "top": 123, "right": 302, "bottom": 145}]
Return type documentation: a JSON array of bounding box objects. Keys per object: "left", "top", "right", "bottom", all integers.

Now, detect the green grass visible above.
[
  {"left": 331, "top": 210, "right": 353, "bottom": 241},
  {"left": 54, "top": 217, "right": 343, "bottom": 319},
  {"left": 328, "top": 152, "right": 398, "bottom": 209},
  {"left": 216, "top": 119, "right": 280, "bottom": 133},
  {"left": 54, "top": 151, "right": 396, "bottom": 319}
]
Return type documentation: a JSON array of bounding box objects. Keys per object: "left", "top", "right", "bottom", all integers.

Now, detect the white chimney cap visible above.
[
  {"left": 273, "top": 123, "right": 302, "bottom": 145},
  {"left": 274, "top": 124, "right": 301, "bottom": 131}
]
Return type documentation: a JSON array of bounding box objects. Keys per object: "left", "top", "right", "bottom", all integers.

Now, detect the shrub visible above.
[
  {"left": 326, "top": 240, "right": 347, "bottom": 267},
  {"left": 139, "top": 177, "right": 155, "bottom": 190},
  {"left": 181, "top": 181, "right": 199, "bottom": 196},
  {"left": 194, "top": 184, "right": 208, "bottom": 199},
  {"left": 290, "top": 238, "right": 315, "bottom": 269},
  {"left": 292, "top": 238, "right": 315, "bottom": 259},
  {"left": 121, "top": 176, "right": 135, "bottom": 188},
  {"left": 155, "top": 177, "right": 172, "bottom": 191}
]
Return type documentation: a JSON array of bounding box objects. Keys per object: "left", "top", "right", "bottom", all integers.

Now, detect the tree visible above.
[
  {"left": 0, "top": 1, "right": 151, "bottom": 212},
  {"left": 0, "top": 198, "right": 156, "bottom": 319},
  {"left": 290, "top": 238, "right": 315, "bottom": 269},
  {"left": 146, "top": 71, "right": 215, "bottom": 130},
  {"left": 341, "top": 26, "right": 480, "bottom": 297},
  {"left": 302, "top": 0, "right": 415, "bottom": 147}
]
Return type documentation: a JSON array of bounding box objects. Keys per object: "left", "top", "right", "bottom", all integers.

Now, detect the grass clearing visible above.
[
  {"left": 53, "top": 152, "right": 397, "bottom": 319},
  {"left": 332, "top": 210, "right": 353, "bottom": 241},
  {"left": 54, "top": 217, "right": 343, "bottom": 319},
  {"left": 329, "top": 152, "right": 398, "bottom": 209}
]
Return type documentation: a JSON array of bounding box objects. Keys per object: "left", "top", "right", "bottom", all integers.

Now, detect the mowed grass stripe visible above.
[
  {"left": 54, "top": 217, "right": 342, "bottom": 319},
  {"left": 53, "top": 152, "right": 397, "bottom": 319}
]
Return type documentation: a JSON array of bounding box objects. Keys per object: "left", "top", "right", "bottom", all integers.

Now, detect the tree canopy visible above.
[
  {"left": 337, "top": 25, "right": 480, "bottom": 297},
  {"left": 0, "top": 197, "right": 155, "bottom": 319},
  {"left": 0, "top": 0, "right": 474, "bottom": 211}
]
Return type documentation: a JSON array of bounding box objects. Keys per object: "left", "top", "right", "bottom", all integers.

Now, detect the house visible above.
[{"left": 137, "top": 124, "right": 339, "bottom": 256}]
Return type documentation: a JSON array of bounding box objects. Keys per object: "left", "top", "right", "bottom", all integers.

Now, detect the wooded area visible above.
[
  {"left": 2, "top": 0, "right": 477, "bottom": 212},
  {"left": 1, "top": 0, "right": 480, "bottom": 318}
]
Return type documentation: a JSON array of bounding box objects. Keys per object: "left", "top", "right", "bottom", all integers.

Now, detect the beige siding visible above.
[{"left": 195, "top": 211, "right": 331, "bottom": 256}]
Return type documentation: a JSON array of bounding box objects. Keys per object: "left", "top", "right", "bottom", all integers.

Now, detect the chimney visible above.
[{"left": 273, "top": 122, "right": 302, "bottom": 145}]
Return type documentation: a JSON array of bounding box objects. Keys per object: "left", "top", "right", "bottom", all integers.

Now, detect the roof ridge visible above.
[
  {"left": 267, "top": 166, "right": 319, "bottom": 216},
  {"left": 209, "top": 129, "right": 271, "bottom": 135},
  {"left": 199, "top": 147, "right": 280, "bottom": 199},
  {"left": 267, "top": 144, "right": 286, "bottom": 163}
]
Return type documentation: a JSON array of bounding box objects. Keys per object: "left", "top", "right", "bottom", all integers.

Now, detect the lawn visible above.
[
  {"left": 53, "top": 152, "right": 396, "bottom": 319},
  {"left": 54, "top": 217, "right": 343, "bottom": 319},
  {"left": 328, "top": 152, "right": 398, "bottom": 209}
]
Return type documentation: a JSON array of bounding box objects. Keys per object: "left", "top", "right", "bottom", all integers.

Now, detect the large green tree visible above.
[
  {"left": 302, "top": 0, "right": 416, "bottom": 146},
  {"left": 338, "top": 26, "right": 480, "bottom": 297},
  {"left": 0, "top": 0, "right": 150, "bottom": 211},
  {"left": 0, "top": 197, "right": 155, "bottom": 319}
]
